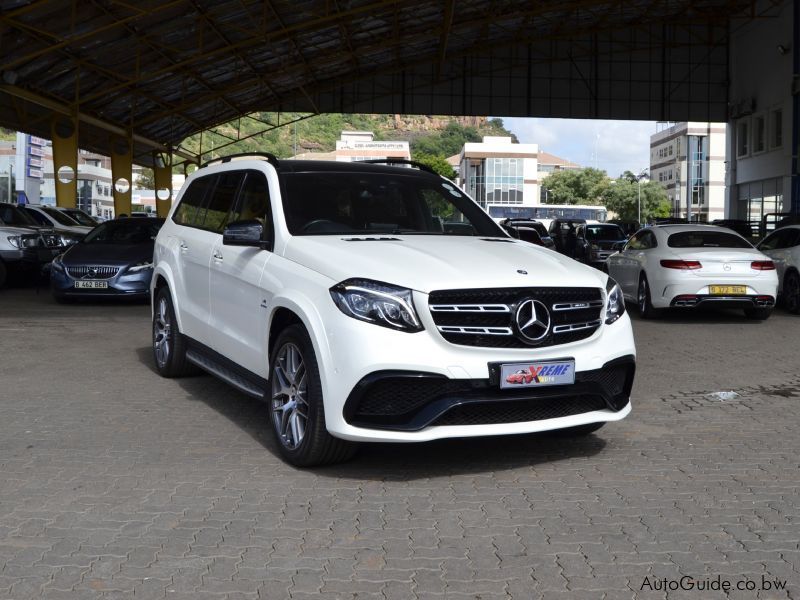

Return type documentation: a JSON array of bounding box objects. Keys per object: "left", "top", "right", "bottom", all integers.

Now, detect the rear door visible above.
[{"left": 208, "top": 170, "right": 273, "bottom": 376}]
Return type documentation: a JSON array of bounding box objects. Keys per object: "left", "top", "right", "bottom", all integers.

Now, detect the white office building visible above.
[
  {"left": 458, "top": 136, "right": 539, "bottom": 219},
  {"left": 649, "top": 122, "right": 727, "bottom": 222}
]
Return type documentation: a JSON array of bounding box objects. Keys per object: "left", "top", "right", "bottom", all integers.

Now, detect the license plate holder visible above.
[
  {"left": 709, "top": 285, "right": 747, "bottom": 295},
  {"left": 497, "top": 360, "right": 575, "bottom": 389},
  {"left": 74, "top": 281, "right": 108, "bottom": 289}
]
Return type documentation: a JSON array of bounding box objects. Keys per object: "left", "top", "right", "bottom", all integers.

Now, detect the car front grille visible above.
[
  {"left": 428, "top": 287, "right": 604, "bottom": 348},
  {"left": 66, "top": 265, "right": 120, "bottom": 279}
]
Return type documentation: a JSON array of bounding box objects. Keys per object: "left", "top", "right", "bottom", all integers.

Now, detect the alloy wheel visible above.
[
  {"left": 271, "top": 343, "right": 309, "bottom": 450},
  {"left": 638, "top": 279, "right": 647, "bottom": 314},
  {"left": 153, "top": 296, "right": 171, "bottom": 368}
]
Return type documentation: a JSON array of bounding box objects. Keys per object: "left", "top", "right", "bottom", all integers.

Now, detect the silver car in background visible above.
[{"left": 607, "top": 225, "right": 779, "bottom": 320}]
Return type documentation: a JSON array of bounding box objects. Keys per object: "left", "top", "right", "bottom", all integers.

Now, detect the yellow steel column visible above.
[
  {"left": 110, "top": 136, "right": 133, "bottom": 217},
  {"left": 50, "top": 116, "right": 78, "bottom": 208},
  {"left": 153, "top": 151, "right": 173, "bottom": 218}
]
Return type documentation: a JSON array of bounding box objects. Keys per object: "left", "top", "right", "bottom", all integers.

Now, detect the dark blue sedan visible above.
[{"left": 50, "top": 218, "right": 164, "bottom": 302}]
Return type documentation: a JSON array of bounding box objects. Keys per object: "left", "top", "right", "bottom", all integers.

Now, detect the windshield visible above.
[
  {"left": 83, "top": 219, "right": 164, "bottom": 244},
  {"left": 667, "top": 230, "right": 752, "bottom": 248},
  {"left": 39, "top": 206, "right": 81, "bottom": 226},
  {"left": 585, "top": 225, "right": 626, "bottom": 240},
  {"left": 0, "top": 204, "right": 40, "bottom": 227},
  {"left": 281, "top": 171, "right": 506, "bottom": 237},
  {"left": 63, "top": 209, "right": 98, "bottom": 226}
]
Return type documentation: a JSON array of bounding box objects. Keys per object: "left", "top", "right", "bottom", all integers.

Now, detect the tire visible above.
[
  {"left": 152, "top": 286, "right": 197, "bottom": 377},
  {"left": 552, "top": 422, "right": 605, "bottom": 437},
  {"left": 637, "top": 274, "right": 661, "bottom": 319},
  {"left": 784, "top": 271, "right": 800, "bottom": 314},
  {"left": 744, "top": 306, "right": 772, "bottom": 320},
  {"left": 0, "top": 260, "right": 6, "bottom": 289},
  {"left": 269, "top": 324, "right": 356, "bottom": 467}
]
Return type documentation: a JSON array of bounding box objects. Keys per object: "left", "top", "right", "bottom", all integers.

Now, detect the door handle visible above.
[
  {"left": 179, "top": 242, "right": 189, "bottom": 252},
  {"left": 213, "top": 251, "right": 223, "bottom": 261}
]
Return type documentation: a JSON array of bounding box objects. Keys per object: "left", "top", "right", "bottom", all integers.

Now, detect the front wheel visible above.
[
  {"left": 744, "top": 306, "right": 772, "bottom": 320},
  {"left": 152, "top": 287, "right": 196, "bottom": 377},
  {"left": 637, "top": 275, "right": 661, "bottom": 319},
  {"left": 784, "top": 271, "right": 800, "bottom": 314},
  {"left": 269, "top": 325, "right": 356, "bottom": 467}
]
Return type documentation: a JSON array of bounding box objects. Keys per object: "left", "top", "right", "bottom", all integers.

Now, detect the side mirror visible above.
[{"left": 223, "top": 220, "right": 269, "bottom": 249}]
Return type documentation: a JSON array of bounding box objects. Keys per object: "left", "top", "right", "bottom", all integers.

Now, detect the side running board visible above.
[{"left": 186, "top": 348, "right": 267, "bottom": 400}]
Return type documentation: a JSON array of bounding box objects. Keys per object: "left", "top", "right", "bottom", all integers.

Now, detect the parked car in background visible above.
[
  {"left": 711, "top": 219, "right": 754, "bottom": 240},
  {"left": 0, "top": 204, "right": 65, "bottom": 288},
  {"left": 608, "top": 219, "right": 639, "bottom": 238},
  {"left": 57, "top": 207, "right": 100, "bottom": 228},
  {"left": 499, "top": 218, "right": 555, "bottom": 249},
  {"left": 19, "top": 204, "right": 91, "bottom": 238},
  {"left": 575, "top": 223, "right": 628, "bottom": 269},
  {"left": 606, "top": 225, "right": 778, "bottom": 320},
  {"left": 549, "top": 218, "right": 586, "bottom": 258},
  {"left": 51, "top": 218, "right": 164, "bottom": 302},
  {"left": 757, "top": 225, "right": 800, "bottom": 314}
]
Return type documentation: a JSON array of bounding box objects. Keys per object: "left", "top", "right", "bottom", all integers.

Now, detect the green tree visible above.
[
  {"left": 603, "top": 177, "right": 671, "bottom": 222},
  {"left": 135, "top": 167, "right": 155, "bottom": 189},
  {"left": 541, "top": 167, "right": 609, "bottom": 205},
  {"left": 413, "top": 152, "right": 456, "bottom": 180},
  {"left": 412, "top": 122, "right": 483, "bottom": 156}
]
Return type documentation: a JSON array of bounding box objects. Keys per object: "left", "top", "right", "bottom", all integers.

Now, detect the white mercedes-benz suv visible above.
[{"left": 151, "top": 154, "right": 635, "bottom": 466}]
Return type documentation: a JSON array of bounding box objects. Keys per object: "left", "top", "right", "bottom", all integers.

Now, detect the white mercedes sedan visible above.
[{"left": 607, "top": 225, "right": 778, "bottom": 320}]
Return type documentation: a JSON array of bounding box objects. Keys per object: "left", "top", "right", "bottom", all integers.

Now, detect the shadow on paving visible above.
[{"left": 136, "top": 346, "right": 608, "bottom": 480}]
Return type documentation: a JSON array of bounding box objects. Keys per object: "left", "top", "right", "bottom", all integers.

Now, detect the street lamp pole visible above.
[{"left": 637, "top": 168, "right": 648, "bottom": 224}]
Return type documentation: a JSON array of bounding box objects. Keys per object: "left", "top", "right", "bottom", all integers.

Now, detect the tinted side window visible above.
[
  {"left": 787, "top": 229, "right": 800, "bottom": 247},
  {"left": 642, "top": 231, "right": 658, "bottom": 249},
  {"left": 173, "top": 175, "right": 213, "bottom": 226},
  {"left": 198, "top": 171, "right": 245, "bottom": 233},
  {"left": 626, "top": 232, "right": 643, "bottom": 250},
  {"left": 22, "top": 208, "right": 50, "bottom": 226},
  {"left": 230, "top": 171, "right": 273, "bottom": 242},
  {"left": 759, "top": 231, "right": 783, "bottom": 251}
]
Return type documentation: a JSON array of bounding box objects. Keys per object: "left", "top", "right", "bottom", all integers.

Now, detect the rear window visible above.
[
  {"left": 585, "top": 225, "right": 626, "bottom": 240},
  {"left": 667, "top": 231, "right": 752, "bottom": 248}
]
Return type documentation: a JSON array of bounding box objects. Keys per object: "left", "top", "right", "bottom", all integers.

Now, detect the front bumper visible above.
[
  {"left": 315, "top": 295, "right": 636, "bottom": 442},
  {"left": 343, "top": 356, "right": 635, "bottom": 432},
  {"left": 51, "top": 266, "right": 153, "bottom": 298}
]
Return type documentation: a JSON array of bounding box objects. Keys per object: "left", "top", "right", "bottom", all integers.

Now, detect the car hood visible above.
[
  {"left": 63, "top": 242, "right": 153, "bottom": 265},
  {"left": 282, "top": 235, "right": 606, "bottom": 293}
]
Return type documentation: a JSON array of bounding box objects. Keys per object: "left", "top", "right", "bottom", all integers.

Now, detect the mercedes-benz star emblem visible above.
[
  {"left": 515, "top": 299, "right": 551, "bottom": 343},
  {"left": 723, "top": 263, "right": 731, "bottom": 271}
]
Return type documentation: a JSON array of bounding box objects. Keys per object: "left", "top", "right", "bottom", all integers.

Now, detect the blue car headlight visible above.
[{"left": 127, "top": 261, "right": 153, "bottom": 273}]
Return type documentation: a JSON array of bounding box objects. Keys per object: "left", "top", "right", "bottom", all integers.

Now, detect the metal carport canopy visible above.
[{"left": 0, "top": 0, "right": 775, "bottom": 165}]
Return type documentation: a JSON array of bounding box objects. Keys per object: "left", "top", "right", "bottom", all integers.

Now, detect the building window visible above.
[
  {"left": 770, "top": 109, "right": 783, "bottom": 149},
  {"left": 668, "top": 145, "right": 673, "bottom": 156},
  {"left": 736, "top": 120, "right": 749, "bottom": 157},
  {"left": 754, "top": 114, "right": 766, "bottom": 153}
]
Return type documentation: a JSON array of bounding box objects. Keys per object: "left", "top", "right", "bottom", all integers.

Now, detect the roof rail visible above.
[
  {"left": 356, "top": 158, "right": 439, "bottom": 175},
  {"left": 201, "top": 152, "right": 280, "bottom": 169}
]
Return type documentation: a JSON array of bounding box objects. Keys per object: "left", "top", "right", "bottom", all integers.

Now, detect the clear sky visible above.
[{"left": 501, "top": 117, "right": 657, "bottom": 178}]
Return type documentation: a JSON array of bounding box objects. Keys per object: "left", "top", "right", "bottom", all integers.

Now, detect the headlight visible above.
[
  {"left": 127, "top": 261, "right": 153, "bottom": 273},
  {"left": 330, "top": 278, "right": 423, "bottom": 332},
  {"left": 7, "top": 235, "right": 40, "bottom": 249},
  {"left": 605, "top": 277, "right": 626, "bottom": 324}
]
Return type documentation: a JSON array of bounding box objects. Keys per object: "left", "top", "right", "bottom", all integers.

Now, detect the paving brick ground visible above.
[{"left": 0, "top": 287, "right": 798, "bottom": 599}]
